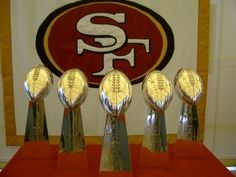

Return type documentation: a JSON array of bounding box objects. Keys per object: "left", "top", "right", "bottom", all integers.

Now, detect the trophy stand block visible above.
[
  {"left": 98, "top": 171, "right": 134, "bottom": 177},
  {"left": 21, "top": 141, "right": 53, "bottom": 159},
  {"left": 57, "top": 150, "right": 89, "bottom": 169},
  {"left": 174, "top": 139, "right": 203, "bottom": 158},
  {"left": 139, "top": 148, "right": 170, "bottom": 168}
]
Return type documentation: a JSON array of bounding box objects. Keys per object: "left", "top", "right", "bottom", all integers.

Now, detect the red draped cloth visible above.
[{"left": 0, "top": 142, "right": 234, "bottom": 177}]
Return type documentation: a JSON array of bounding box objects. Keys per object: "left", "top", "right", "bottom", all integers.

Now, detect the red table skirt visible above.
[{"left": 0, "top": 142, "right": 234, "bottom": 177}]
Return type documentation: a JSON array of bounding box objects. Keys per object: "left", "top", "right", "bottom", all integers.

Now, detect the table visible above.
[{"left": 0, "top": 142, "right": 234, "bottom": 177}]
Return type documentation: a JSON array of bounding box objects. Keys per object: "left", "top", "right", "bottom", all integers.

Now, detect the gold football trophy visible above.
[
  {"left": 142, "top": 71, "right": 173, "bottom": 152},
  {"left": 57, "top": 69, "right": 88, "bottom": 153},
  {"left": 174, "top": 68, "right": 203, "bottom": 141},
  {"left": 99, "top": 70, "right": 132, "bottom": 172},
  {"left": 24, "top": 65, "right": 53, "bottom": 142}
]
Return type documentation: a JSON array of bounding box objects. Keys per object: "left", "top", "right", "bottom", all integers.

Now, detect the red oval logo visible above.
[{"left": 36, "top": 1, "right": 174, "bottom": 87}]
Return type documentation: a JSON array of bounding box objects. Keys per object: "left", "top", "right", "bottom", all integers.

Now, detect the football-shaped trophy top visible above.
[
  {"left": 142, "top": 70, "right": 173, "bottom": 112},
  {"left": 24, "top": 65, "right": 53, "bottom": 101},
  {"left": 99, "top": 70, "right": 132, "bottom": 117},
  {"left": 174, "top": 68, "right": 203, "bottom": 105},
  {"left": 57, "top": 68, "right": 88, "bottom": 108}
]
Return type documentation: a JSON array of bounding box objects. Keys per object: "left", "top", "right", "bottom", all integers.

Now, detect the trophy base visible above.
[
  {"left": 174, "top": 139, "right": 203, "bottom": 158},
  {"left": 139, "top": 147, "right": 170, "bottom": 168},
  {"left": 57, "top": 150, "right": 89, "bottom": 169},
  {"left": 21, "top": 141, "right": 52, "bottom": 159},
  {"left": 98, "top": 171, "right": 134, "bottom": 177}
]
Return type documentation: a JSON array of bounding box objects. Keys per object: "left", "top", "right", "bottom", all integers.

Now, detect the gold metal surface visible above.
[
  {"left": 57, "top": 68, "right": 88, "bottom": 153},
  {"left": 24, "top": 65, "right": 53, "bottom": 101},
  {"left": 58, "top": 68, "right": 88, "bottom": 108},
  {"left": 99, "top": 70, "right": 132, "bottom": 172},
  {"left": 142, "top": 70, "right": 173, "bottom": 111},
  {"left": 174, "top": 68, "right": 202, "bottom": 105},
  {"left": 99, "top": 70, "right": 132, "bottom": 116}
]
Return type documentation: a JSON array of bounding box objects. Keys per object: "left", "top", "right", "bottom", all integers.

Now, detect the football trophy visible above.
[
  {"left": 174, "top": 68, "right": 203, "bottom": 141},
  {"left": 99, "top": 70, "right": 132, "bottom": 172},
  {"left": 24, "top": 65, "right": 53, "bottom": 141},
  {"left": 57, "top": 68, "right": 88, "bottom": 153},
  {"left": 142, "top": 70, "right": 173, "bottom": 152}
]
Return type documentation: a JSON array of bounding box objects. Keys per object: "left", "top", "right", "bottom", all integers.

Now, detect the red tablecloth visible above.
[{"left": 0, "top": 142, "right": 234, "bottom": 177}]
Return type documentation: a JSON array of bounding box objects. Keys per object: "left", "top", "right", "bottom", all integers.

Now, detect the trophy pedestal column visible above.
[
  {"left": 59, "top": 106, "right": 86, "bottom": 153},
  {"left": 177, "top": 102, "right": 199, "bottom": 141},
  {"left": 24, "top": 100, "right": 49, "bottom": 142},
  {"left": 142, "top": 108, "right": 167, "bottom": 152},
  {"left": 99, "top": 114, "right": 132, "bottom": 172},
  {"left": 139, "top": 108, "right": 170, "bottom": 168}
]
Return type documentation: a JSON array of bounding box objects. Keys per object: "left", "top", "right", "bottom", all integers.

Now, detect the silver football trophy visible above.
[
  {"left": 57, "top": 68, "right": 88, "bottom": 153},
  {"left": 142, "top": 70, "right": 173, "bottom": 152},
  {"left": 99, "top": 70, "right": 132, "bottom": 172},
  {"left": 174, "top": 68, "right": 203, "bottom": 141},
  {"left": 24, "top": 65, "right": 53, "bottom": 142}
]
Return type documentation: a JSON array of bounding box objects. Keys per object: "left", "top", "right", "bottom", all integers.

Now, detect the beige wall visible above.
[{"left": 204, "top": 0, "right": 236, "bottom": 159}]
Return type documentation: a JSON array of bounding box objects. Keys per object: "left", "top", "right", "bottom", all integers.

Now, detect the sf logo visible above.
[{"left": 76, "top": 13, "right": 150, "bottom": 76}]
